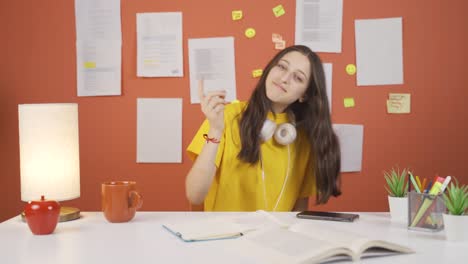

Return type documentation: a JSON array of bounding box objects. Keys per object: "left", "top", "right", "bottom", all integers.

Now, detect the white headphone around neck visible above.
[
  {"left": 259, "top": 119, "right": 295, "bottom": 211},
  {"left": 260, "top": 144, "right": 291, "bottom": 211},
  {"left": 260, "top": 119, "right": 296, "bottom": 145}
]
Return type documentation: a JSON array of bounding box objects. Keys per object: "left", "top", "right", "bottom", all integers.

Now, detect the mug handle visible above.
[{"left": 128, "top": 191, "right": 143, "bottom": 209}]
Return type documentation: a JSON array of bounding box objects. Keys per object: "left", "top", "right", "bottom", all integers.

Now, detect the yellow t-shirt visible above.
[{"left": 187, "top": 102, "right": 316, "bottom": 211}]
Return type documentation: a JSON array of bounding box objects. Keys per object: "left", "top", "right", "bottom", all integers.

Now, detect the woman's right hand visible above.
[{"left": 198, "top": 79, "right": 226, "bottom": 134}]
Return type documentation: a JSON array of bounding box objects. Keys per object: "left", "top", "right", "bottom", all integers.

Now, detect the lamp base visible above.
[
  {"left": 22, "top": 206, "right": 81, "bottom": 222},
  {"left": 58, "top": 206, "right": 81, "bottom": 222}
]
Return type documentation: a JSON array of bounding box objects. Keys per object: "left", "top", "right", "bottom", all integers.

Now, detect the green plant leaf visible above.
[
  {"left": 443, "top": 179, "right": 468, "bottom": 215},
  {"left": 383, "top": 166, "right": 408, "bottom": 197}
]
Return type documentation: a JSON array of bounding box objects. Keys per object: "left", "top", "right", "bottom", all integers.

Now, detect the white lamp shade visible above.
[{"left": 18, "top": 103, "right": 80, "bottom": 202}]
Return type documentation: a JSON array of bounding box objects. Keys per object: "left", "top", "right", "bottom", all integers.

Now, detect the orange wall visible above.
[{"left": 1, "top": 0, "right": 467, "bottom": 222}]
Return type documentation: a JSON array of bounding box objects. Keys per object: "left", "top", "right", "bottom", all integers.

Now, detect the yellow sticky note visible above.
[
  {"left": 232, "top": 10, "right": 243, "bottom": 21},
  {"left": 272, "top": 5, "right": 285, "bottom": 18},
  {"left": 245, "top": 28, "right": 256, "bottom": 38},
  {"left": 344, "top": 98, "right": 355, "bottom": 108},
  {"left": 387, "top": 93, "right": 411, "bottom": 114},
  {"left": 346, "top": 64, "right": 356, "bottom": 75},
  {"left": 84, "top": 61, "right": 96, "bottom": 69},
  {"left": 275, "top": 40, "right": 286, "bottom": 50},
  {"left": 252, "top": 69, "right": 263, "bottom": 78}
]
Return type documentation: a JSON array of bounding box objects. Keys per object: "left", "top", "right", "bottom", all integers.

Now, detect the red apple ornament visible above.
[{"left": 24, "top": 195, "right": 60, "bottom": 235}]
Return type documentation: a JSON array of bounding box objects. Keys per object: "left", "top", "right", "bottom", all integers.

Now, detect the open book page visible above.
[
  {"left": 162, "top": 210, "right": 286, "bottom": 242},
  {"left": 230, "top": 220, "right": 413, "bottom": 263},
  {"left": 349, "top": 239, "right": 414, "bottom": 259},
  {"left": 231, "top": 226, "right": 353, "bottom": 263},
  {"left": 290, "top": 222, "right": 413, "bottom": 260}
]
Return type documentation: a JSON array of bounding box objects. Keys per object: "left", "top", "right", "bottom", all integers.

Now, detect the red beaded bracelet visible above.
[{"left": 203, "top": 134, "right": 220, "bottom": 144}]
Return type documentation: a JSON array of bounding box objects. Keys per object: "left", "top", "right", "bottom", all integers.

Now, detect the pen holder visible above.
[{"left": 408, "top": 191, "right": 446, "bottom": 232}]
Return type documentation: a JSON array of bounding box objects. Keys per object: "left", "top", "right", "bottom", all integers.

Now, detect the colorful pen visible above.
[
  {"left": 423, "top": 181, "right": 433, "bottom": 194},
  {"left": 428, "top": 176, "right": 445, "bottom": 195},
  {"left": 409, "top": 172, "right": 421, "bottom": 193},
  {"left": 438, "top": 176, "right": 452, "bottom": 194},
  {"left": 421, "top": 178, "right": 427, "bottom": 191},
  {"left": 415, "top": 176, "right": 422, "bottom": 191}
]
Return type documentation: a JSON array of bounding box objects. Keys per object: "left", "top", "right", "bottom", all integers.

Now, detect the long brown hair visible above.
[{"left": 238, "top": 45, "right": 341, "bottom": 204}]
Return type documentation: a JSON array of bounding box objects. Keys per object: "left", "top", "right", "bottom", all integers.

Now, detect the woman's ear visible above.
[{"left": 299, "top": 95, "right": 307, "bottom": 103}]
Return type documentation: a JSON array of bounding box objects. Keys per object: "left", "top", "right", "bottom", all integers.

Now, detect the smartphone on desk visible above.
[{"left": 296, "top": 211, "right": 359, "bottom": 222}]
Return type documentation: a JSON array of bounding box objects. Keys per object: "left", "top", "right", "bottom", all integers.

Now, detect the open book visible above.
[
  {"left": 162, "top": 211, "right": 413, "bottom": 262},
  {"left": 232, "top": 221, "right": 414, "bottom": 263}
]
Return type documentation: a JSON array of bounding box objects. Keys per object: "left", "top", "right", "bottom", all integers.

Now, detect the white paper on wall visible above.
[
  {"left": 75, "top": 0, "right": 122, "bottom": 96},
  {"left": 333, "top": 124, "right": 364, "bottom": 172},
  {"left": 76, "top": 41, "right": 121, "bottom": 96},
  {"left": 323, "top": 63, "right": 333, "bottom": 113},
  {"left": 137, "top": 98, "right": 182, "bottom": 163},
  {"left": 355, "top": 17, "right": 404, "bottom": 86},
  {"left": 137, "top": 12, "right": 183, "bottom": 77},
  {"left": 295, "top": 0, "right": 343, "bottom": 53}
]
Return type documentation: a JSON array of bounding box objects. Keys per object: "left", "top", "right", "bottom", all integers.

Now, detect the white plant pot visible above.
[
  {"left": 443, "top": 213, "right": 468, "bottom": 241},
  {"left": 388, "top": 196, "right": 408, "bottom": 223}
]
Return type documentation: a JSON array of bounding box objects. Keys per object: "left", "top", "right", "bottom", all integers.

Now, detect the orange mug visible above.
[{"left": 101, "top": 181, "right": 143, "bottom": 223}]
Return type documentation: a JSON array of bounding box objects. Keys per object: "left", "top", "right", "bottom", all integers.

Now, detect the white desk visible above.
[{"left": 0, "top": 212, "right": 466, "bottom": 264}]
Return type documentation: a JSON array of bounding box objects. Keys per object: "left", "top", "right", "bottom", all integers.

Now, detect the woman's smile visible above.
[{"left": 273, "top": 81, "right": 287, "bottom": 92}]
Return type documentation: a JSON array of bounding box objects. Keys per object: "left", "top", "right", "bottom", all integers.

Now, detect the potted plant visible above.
[
  {"left": 442, "top": 179, "right": 467, "bottom": 241},
  {"left": 384, "top": 167, "right": 409, "bottom": 222}
]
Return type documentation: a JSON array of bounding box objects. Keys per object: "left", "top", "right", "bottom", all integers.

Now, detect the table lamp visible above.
[{"left": 18, "top": 103, "right": 81, "bottom": 222}]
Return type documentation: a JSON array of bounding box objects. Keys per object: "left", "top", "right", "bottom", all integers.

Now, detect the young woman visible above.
[{"left": 186, "top": 45, "right": 341, "bottom": 211}]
